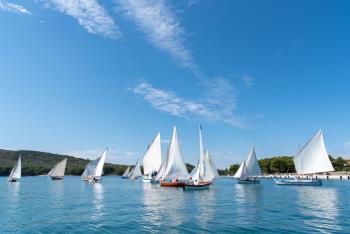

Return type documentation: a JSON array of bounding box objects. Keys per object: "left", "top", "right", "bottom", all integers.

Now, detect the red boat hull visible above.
[{"left": 160, "top": 180, "right": 185, "bottom": 187}]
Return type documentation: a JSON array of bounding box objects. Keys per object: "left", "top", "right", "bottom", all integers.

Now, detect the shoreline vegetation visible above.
[{"left": 0, "top": 149, "right": 349, "bottom": 176}]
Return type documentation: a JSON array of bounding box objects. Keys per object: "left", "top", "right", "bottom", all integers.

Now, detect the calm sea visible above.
[{"left": 0, "top": 176, "right": 349, "bottom": 233}]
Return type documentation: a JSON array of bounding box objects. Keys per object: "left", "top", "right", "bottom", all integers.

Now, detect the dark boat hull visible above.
[
  {"left": 51, "top": 176, "right": 63, "bottom": 180},
  {"left": 238, "top": 178, "right": 260, "bottom": 184},
  {"left": 183, "top": 181, "right": 212, "bottom": 190}
]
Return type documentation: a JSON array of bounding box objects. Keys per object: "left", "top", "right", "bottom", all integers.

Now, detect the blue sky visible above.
[{"left": 1, "top": 0, "right": 350, "bottom": 168}]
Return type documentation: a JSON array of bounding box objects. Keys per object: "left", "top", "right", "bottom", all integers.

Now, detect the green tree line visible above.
[{"left": 223, "top": 155, "right": 350, "bottom": 175}]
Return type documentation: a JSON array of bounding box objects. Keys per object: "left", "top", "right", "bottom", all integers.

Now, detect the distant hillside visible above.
[
  {"left": 0, "top": 149, "right": 196, "bottom": 176},
  {"left": 0, "top": 149, "right": 129, "bottom": 176}
]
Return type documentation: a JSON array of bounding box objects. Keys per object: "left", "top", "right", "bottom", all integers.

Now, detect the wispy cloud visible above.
[
  {"left": 242, "top": 75, "right": 254, "bottom": 87},
  {"left": 132, "top": 78, "right": 248, "bottom": 128},
  {"left": 116, "top": 0, "right": 199, "bottom": 74},
  {"left": 0, "top": 0, "right": 31, "bottom": 15},
  {"left": 42, "top": 0, "right": 120, "bottom": 38}
]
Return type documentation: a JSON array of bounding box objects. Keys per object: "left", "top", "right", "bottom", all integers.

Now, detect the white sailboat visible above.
[
  {"left": 158, "top": 127, "right": 189, "bottom": 187},
  {"left": 121, "top": 166, "right": 131, "bottom": 179},
  {"left": 8, "top": 155, "right": 21, "bottom": 182},
  {"left": 275, "top": 129, "right": 334, "bottom": 186},
  {"left": 142, "top": 132, "right": 162, "bottom": 183},
  {"left": 82, "top": 148, "right": 108, "bottom": 182},
  {"left": 48, "top": 158, "right": 67, "bottom": 180},
  {"left": 185, "top": 126, "right": 218, "bottom": 190},
  {"left": 234, "top": 147, "right": 262, "bottom": 184},
  {"left": 128, "top": 159, "right": 142, "bottom": 180}
]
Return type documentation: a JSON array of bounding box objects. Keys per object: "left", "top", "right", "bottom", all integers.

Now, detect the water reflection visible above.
[
  {"left": 297, "top": 186, "right": 340, "bottom": 233},
  {"left": 234, "top": 183, "right": 262, "bottom": 225},
  {"left": 194, "top": 188, "right": 216, "bottom": 230},
  {"left": 91, "top": 183, "right": 104, "bottom": 221},
  {"left": 141, "top": 183, "right": 185, "bottom": 230}
]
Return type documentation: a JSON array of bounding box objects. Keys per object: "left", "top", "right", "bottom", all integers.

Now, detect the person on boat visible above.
[
  {"left": 194, "top": 179, "right": 199, "bottom": 185},
  {"left": 172, "top": 176, "right": 179, "bottom": 182}
]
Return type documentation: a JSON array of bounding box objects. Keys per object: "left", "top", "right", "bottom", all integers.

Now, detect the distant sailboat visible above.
[
  {"left": 48, "top": 158, "right": 67, "bottom": 180},
  {"left": 82, "top": 148, "right": 108, "bottom": 183},
  {"left": 128, "top": 159, "right": 142, "bottom": 180},
  {"left": 234, "top": 147, "right": 262, "bottom": 184},
  {"left": 275, "top": 130, "right": 334, "bottom": 186},
  {"left": 158, "top": 127, "right": 189, "bottom": 187},
  {"left": 8, "top": 155, "right": 21, "bottom": 182},
  {"left": 142, "top": 132, "right": 162, "bottom": 183},
  {"left": 121, "top": 166, "right": 130, "bottom": 179},
  {"left": 184, "top": 126, "right": 218, "bottom": 190}
]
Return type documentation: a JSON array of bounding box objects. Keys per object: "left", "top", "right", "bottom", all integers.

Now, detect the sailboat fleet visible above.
[{"left": 4, "top": 128, "right": 337, "bottom": 188}]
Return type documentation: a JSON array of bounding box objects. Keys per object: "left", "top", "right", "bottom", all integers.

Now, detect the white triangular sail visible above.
[
  {"left": 234, "top": 160, "right": 245, "bottom": 179},
  {"left": 142, "top": 132, "right": 162, "bottom": 175},
  {"left": 234, "top": 147, "right": 261, "bottom": 179},
  {"left": 293, "top": 130, "right": 334, "bottom": 175},
  {"left": 122, "top": 166, "right": 130, "bottom": 177},
  {"left": 128, "top": 159, "right": 142, "bottom": 177},
  {"left": 9, "top": 156, "right": 21, "bottom": 180},
  {"left": 82, "top": 149, "right": 108, "bottom": 178},
  {"left": 191, "top": 126, "right": 219, "bottom": 182},
  {"left": 48, "top": 158, "right": 67, "bottom": 177},
  {"left": 159, "top": 127, "right": 189, "bottom": 179}
]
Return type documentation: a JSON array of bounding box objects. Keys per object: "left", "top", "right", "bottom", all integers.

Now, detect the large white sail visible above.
[
  {"left": 9, "top": 156, "right": 21, "bottom": 180},
  {"left": 129, "top": 159, "right": 142, "bottom": 177},
  {"left": 94, "top": 149, "right": 107, "bottom": 177},
  {"left": 82, "top": 149, "right": 108, "bottom": 178},
  {"left": 234, "top": 147, "right": 261, "bottom": 178},
  {"left": 191, "top": 126, "right": 206, "bottom": 181},
  {"left": 122, "top": 166, "right": 130, "bottom": 177},
  {"left": 160, "top": 127, "right": 189, "bottom": 179},
  {"left": 293, "top": 130, "right": 334, "bottom": 175},
  {"left": 142, "top": 132, "right": 162, "bottom": 175},
  {"left": 48, "top": 158, "right": 67, "bottom": 177}
]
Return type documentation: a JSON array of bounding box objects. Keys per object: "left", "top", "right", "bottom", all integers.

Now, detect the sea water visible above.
[{"left": 0, "top": 176, "right": 349, "bottom": 233}]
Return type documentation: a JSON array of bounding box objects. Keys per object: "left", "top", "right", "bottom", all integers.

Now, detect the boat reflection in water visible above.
[
  {"left": 194, "top": 188, "right": 216, "bottom": 230},
  {"left": 234, "top": 182, "right": 263, "bottom": 226},
  {"left": 297, "top": 186, "right": 341, "bottom": 233},
  {"left": 91, "top": 183, "right": 105, "bottom": 222},
  {"left": 141, "top": 182, "right": 185, "bottom": 231}
]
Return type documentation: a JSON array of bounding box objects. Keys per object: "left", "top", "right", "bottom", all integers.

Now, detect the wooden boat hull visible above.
[
  {"left": 238, "top": 178, "right": 260, "bottom": 184},
  {"left": 51, "top": 176, "right": 63, "bottom": 180},
  {"left": 160, "top": 180, "right": 185, "bottom": 187},
  {"left": 183, "top": 181, "right": 212, "bottom": 190},
  {"left": 274, "top": 178, "right": 322, "bottom": 186}
]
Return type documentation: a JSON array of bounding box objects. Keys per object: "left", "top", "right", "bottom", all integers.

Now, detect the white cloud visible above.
[
  {"left": 132, "top": 78, "right": 248, "bottom": 128},
  {"left": 117, "top": 0, "right": 199, "bottom": 74},
  {"left": 0, "top": 1, "right": 31, "bottom": 15},
  {"left": 242, "top": 75, "right": 254, "bottom": 87},
  {"left": 42, "top": 0, "right": 120, "bottom": 38}
]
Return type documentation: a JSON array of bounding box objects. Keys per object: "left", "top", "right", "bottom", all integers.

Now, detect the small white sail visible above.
[
  {"left": 234, "top": 160, "right": 245, "bottom": 179},
  {"left": 234, "top": 147, "right": 261, "bottom": 179},
  {"left": 49, "top": 158, "right": 67, "bottom": 177},
  {"left": 203, "top": 150, "right": 219, "bottom": 180},
  {"left": 9, "top": 156, "right": 21, "bottom": 180},
  {"left": 160, "top": 127, "right": 189, "bottom": 179},
  {"left": 293, "top": 130, "right": 334, "bottom": 174},
  {"left": 142, "top": 132, "right": 162, "bottom": 175},
  {"left": 128, "top": 159, "right": 142, "bottom": 177},
  {"left": 122, "top": 166, "right": 130, "bottom": 177}
]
